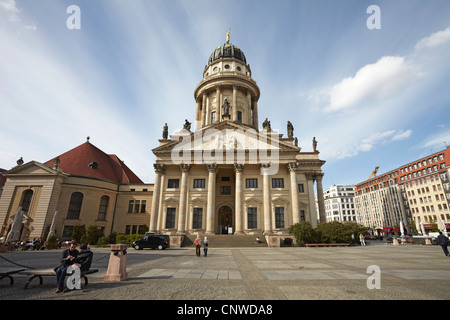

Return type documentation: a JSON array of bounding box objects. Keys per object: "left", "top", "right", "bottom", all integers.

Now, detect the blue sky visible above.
[{"left": 1, "top": 0, "right": 450, "bottom": 191}]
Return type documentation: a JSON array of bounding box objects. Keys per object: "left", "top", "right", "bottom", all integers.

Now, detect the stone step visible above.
[{"left": 182, "top": 234, "right": 267, "bottom": 248}]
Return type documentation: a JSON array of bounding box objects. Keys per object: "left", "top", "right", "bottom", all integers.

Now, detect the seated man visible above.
[
  {"left": 55, "top": 242, "right": 79, "bottom": 293},
  {"left": 73, "top": 244, "right": 94, "bottom": 271}
]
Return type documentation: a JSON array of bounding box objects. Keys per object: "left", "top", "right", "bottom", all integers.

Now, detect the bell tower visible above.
[{"left": 193, "top": 31, "right": 260, "bottom": 130}]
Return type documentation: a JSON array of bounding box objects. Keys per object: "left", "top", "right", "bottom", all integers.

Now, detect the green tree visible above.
[
  {"left": 85, "top": 225, "right": 104, "bottom": 245},
  {"left": 316, "top": 221, "right": 367, "bottom": 244},
  {"left": 288, "top": 221, "right": 319, "bottom": 246},
  {"left": 72, "top": 225, "right": 86, "bottom": 242}
]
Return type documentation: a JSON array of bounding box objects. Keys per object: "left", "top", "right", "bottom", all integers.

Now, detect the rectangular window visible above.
[
  {"left": 166, "top": 208, "right": 176, "bottom": 229},
  {"left": 97, "top": 196, "right": 109, "bottom": 221},
  {"left": 300, "top": 210, "right": 305, "bottom": 221},
  {"left": 128, "top": 200, "right": 134, "bottom": 213},
  {"left": 275, "top": 207, "right": 285, "bottom": 228},
  {"left": 168, "top": 179, "right": 180, "bottom": 188},
  {"left": 67, "top": 192, "right": 83, "bottom": 219},
  {"left": 140, "top": 200, "right": 147, "bottom": 213},
  {"left": 272, "top": 178, "right": 284, "bottom": 188},
  {"left": 193, "top": 208, "right": 203, "bottom": 229},
  {"left": 237, "top": 111, "right": 242, "bottom": 123},
  {"left": 134, "top": 200, "right": 140, "bottom": 213},
  {"left": 220, "top": 186, "right": 231, "bottom": 194},
  {"left": 247, "top": 207, "right": 257, "bottom": 229},
  {"left": 246, "top": 179, "right": 258, "bottom": 188},
  {"left": 193, "top": 179, "right": 206, "bottom": 188},
  {"left": 298, "top": 184, "right": 304, "bottom": 193},
  {"left": 62, "top": 226, "right": 73, "bottom": 238},
  {"left": 211, "top": 111, "right": 216, "bottom": 123}
]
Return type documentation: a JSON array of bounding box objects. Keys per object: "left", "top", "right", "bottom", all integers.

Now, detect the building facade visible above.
[
  {"left": 355, "top": 147, "right": 450, "bottom": 235},
  {"left": 0, "top": 141, "right": 153, "bottom": 242},
  {"left": 323, "top": 185, "right": 356, "bottom": 222},
  {"left": 0, "top": 35, "right": 326, "bottom": 244}
]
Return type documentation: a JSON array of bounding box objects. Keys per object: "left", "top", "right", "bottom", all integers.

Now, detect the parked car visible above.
[
  {"left": 364, "top": 235, "right": 376, "bottom": 240},
  {"left": 132, "top": 234, "right": 170, "bottom": 250}
]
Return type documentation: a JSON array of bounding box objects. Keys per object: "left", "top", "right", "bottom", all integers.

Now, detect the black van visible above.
[{"left": 132, "top": 234, "right": 170, "bottom": 250}]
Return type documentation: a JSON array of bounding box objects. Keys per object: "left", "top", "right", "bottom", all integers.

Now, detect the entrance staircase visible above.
[{"left": 182, "top": 234, "right": 267, "bottom": 248}]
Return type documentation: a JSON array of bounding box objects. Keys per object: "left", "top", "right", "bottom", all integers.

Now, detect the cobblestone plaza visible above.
[{"left": 1, "top": 242, "right": 450, "bottom": 301}]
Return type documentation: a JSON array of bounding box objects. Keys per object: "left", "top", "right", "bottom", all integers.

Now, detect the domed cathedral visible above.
[{"left": 151, "top": 31, "right": 326, "bottom": 245}]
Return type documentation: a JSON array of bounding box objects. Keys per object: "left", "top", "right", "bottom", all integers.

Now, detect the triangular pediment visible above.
[{"left": 5, "top": 161, "right": 62, "bottom": 176}]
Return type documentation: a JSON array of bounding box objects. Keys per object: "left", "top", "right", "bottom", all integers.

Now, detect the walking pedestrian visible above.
[
  {"left": 193, "top": 235, "right": 201, "bottom": 257},
  {"left": 203, "top": 236, "right": 209, "bottom": 257},
  {"left": 359, "top": 234, "right": 366, "bottom": 246},
  {"left": 437, "top": 231, "right": 449, "bottom": 257}
]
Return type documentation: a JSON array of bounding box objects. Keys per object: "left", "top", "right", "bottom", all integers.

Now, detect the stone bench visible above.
[
  {"left": 19, "top": 268, "right": 99, "bottom": 289},
  {"left": 305, "top": 243, "right": 350, "bottom": 247},
  {"left": 0, "top": 268, "right": 26, "bottom": 286}
]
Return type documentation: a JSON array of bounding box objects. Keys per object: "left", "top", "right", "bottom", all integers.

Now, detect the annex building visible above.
[
  {"left": 0, "top": 34, "right": 326, "bottom": 246},
  {"left": 354, "top": 147, "right": 450, "bottom": 236}
]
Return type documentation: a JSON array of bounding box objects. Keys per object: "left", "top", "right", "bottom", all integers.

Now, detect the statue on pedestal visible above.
[
  {"left": 287, "top": 121, "right": 294, "bottom": 139},
  {"left": 222, "top": 98, "right": 230, "bottom": 116},
  {"left": 162, "top": 123, "right": 168, "bottom": 139}
]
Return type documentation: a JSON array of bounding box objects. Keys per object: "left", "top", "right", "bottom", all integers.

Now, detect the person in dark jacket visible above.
[
  {"left": 55, "top": 242, "right": 79, "bottom": 293},
  {"left": 74, "top": 244, "right": 94, "bottom": 271},
  {"left": 437, "top": 232, "right": 449, "bottom": 257}
]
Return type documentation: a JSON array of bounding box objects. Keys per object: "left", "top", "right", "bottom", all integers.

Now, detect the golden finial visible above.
[{"left": 226, "top": 28, "right": 231, "bottom": 43}]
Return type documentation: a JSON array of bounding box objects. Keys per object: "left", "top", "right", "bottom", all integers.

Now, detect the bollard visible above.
[{"left": 104, "top": 244, "right": 128, "bottom": 282}]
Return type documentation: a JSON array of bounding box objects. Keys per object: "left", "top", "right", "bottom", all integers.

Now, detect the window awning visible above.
[
  {"left": 392, "top": 227, "right": 400, "bottom": 233},
  {"left": 382, "top": 227, "right": 392, "bottom": 233}
]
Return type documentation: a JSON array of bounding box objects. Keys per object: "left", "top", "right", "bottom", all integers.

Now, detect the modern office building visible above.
[{"left": 323, "top": 185, "right": 356, "bottom": 222}]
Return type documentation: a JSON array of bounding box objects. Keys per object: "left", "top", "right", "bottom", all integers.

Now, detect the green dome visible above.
[{"left": 208, "top": 42, "right": 247, "bottom": 65}]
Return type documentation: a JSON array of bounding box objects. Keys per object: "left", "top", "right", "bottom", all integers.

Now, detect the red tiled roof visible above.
[{"left": 44, "top": 142, "right": 144, "bottom": 184}]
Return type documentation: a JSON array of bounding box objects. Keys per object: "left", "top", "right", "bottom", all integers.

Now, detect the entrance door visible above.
[{"left": 218, "top": 206, "right": 232, "bottom": 234}]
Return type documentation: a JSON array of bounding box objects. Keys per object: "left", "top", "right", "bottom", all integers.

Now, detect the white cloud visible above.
[
  {"left": 415, "top": 26, "right": 450, "bottom": 50},
  {"left": 0, "top": 0, "right": 20, "bottom": 22},
  {"left": 321, "top": 56, "right": 419, "bottom": 112},
  {"left": 331, "top": 129, "right": 412, "bottom": 160},
  {"left": 420, "top": 129, "right": 450, "bottom": 150},
  {"left": 392, "top": 129, "right": 412, "bottom": 141}
]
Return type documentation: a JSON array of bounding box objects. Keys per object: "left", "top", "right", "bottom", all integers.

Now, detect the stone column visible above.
[
  {"left": 253, "top": 100, "right": 259, "bottom": 129},
  {"left": 177, "top": 164, "right": 190, "bottom": 234},
  {"left": 306, "top": 173, "right": 317, "bottom": 227},
  {"left": 195, "top": 98, "right": 202, "bottom": 131},
  {"left": 149, "top": 164, "right": 165, "bottom": 233},
  {"left": 288, "top": 163, "right": 300, "bottom": 225},
  {"left": 206, "top": 163, "right": 217, "bottom": 234},
  {"left": 315, "top": 173, "right": 326, "bottom": 224},
  {"left": 201, "top": 93, "right": 207, "bottom": 127},
  {"left": 261, "top": 163, "right": 272, "bottom": 235},
  {"left": 232, "top": 84, "right": 238, "bottom": 122},
  {"left": 246, "top": 91, "right": 252, "bottom": 125},
  {"left": 215, "top": 85, "right": 221, "bottom": 121},
  {"left": 234, "top": 164, "right": 244, "bottom": 234}
]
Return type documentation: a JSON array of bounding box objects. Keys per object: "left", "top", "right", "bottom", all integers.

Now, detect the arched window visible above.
[
  {"left": 97, "top": 196, "right": 109, "bottom": 221},
  {"left": 67, "top": 192, "right": 83, "bottom": 219},
  {"left": 21, "top": 189, "right": 33, "bottom": 212}
]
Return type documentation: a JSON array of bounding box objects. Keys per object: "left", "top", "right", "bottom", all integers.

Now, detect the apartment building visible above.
[{"left": 355, "top": 147, "right": 450, "bottom": 235}]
